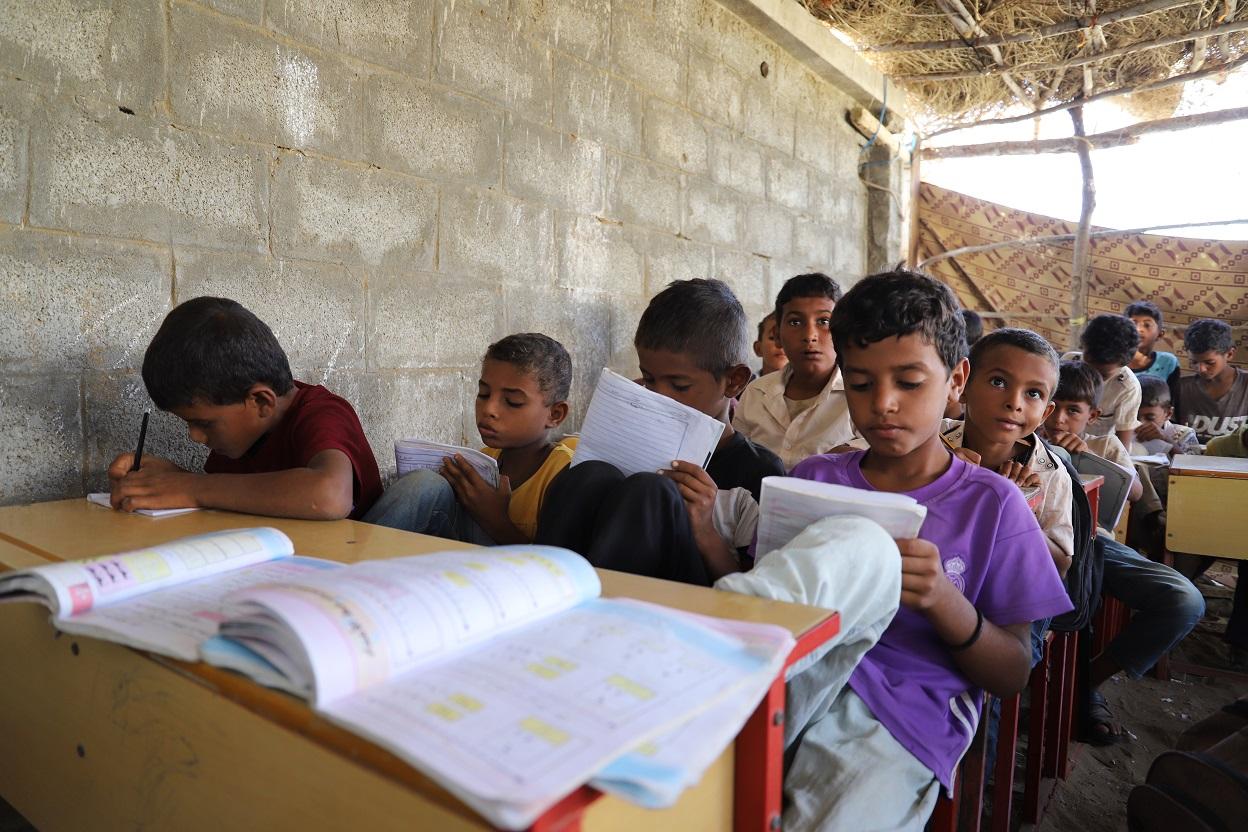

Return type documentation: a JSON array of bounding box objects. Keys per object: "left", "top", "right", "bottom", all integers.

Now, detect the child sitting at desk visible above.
[
  {"left": 364, "top": 333, "right": 574, "bottom": 544},
  {"left": 107, "top": 296, "right": 382, "bottom": 520},
  {"left": 733, "top": 273, "right": 858, "bottom": 470},
  {"left": 718, "top": 269, "right": 1072, "bottom": 830},
  {"left": 1176, "top": 317, "right": 1248, "bottom": 444},
  {"left": 1043, "top": 361, "right": 1204, "bottom": 744},
  {"left": 536, "top": 279, "right": 785, "bottom": 585},
  {"left": 1064, "top": 313, "right": 1143, "bottom": 450},
  {"left": 1133, "top": 375, "right": 1199, "bottom": 458}
]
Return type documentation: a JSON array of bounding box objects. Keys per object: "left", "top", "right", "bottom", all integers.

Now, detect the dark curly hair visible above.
[
  {"left": 773, "top": 272, "right": 844, "bottom": 323},
  {"left": 143, "top": 297, "right": 293, "bottom": 410},
  {"left": 635, "top": 278, "right": 750, "bottom": 378},
  {"left": 830, "top": 268, "right": 966, "bottom": 373},
  {"left": 485, "top": 333, "right": 572, "bottom": 404},
  {"left": 1080, "top": 314, "right": 1139, "bottom": 367},
  {"left": 1183, "top": 318, "right": 1235, "bottom": 355},
  {"left": 1124, "top": 300, "right": 1163, "bottom": 328},
  {"left": 1054, "top": 360, "right": 1104, "bottom": 407}
]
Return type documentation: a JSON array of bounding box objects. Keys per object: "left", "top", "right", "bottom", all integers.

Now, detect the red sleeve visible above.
[{"left": 289, "top": 392, "right": 383, "bottom": 518}]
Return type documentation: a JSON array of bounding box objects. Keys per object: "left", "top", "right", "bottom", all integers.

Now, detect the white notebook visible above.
[
  {"left": 87, "top": 492, "right": 199, "bottom": 517},
  {"left": 394, "top": 439, "right": 500, "bottom": 486},
  {"left": 572, "top": 369, "right": 725, "bottom": 476},
  {"left": 756, "top": 476, "right": 928, "bottom": 557}
]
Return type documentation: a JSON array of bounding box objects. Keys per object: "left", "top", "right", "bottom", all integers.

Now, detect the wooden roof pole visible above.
[{"left": 1068, "top": 106, "right": 1096, "bottom": 350}]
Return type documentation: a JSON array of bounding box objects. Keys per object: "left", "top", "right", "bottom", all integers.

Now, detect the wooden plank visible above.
[
  {"left": 1167, "top": 473, "right": 1248, "bottom": 559},
  {"left": 1168, "top": 454, "right": 1248, "bottom": 479}
]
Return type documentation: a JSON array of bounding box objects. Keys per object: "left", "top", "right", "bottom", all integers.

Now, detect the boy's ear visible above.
[
  {"left": 546, "top": 400, "right": 570, "bottom": 428},
  {"left": 724, "top": 363, "right": 753, "bottom": 399},
  {"left": 1090, "top": 407, "right": 1101, "bottom": 421},
  {"left": 1042, "top": 400, "right": 1056, "bottom": 422},
  {"left": 248, "top": 383, "right": 279, "bottom": 417},
  {"left": 1226, "top": 346, "right": 1237, "bottom": 361},
  {"left": 948, "top": 356, "right": 970, "bottom": 402}
]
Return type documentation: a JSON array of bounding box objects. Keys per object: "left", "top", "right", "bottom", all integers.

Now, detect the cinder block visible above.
[
  {"left": 439, "top": 185, "right": 555, "bottom": 286},
  {"left": 708, "top": 131, "right": 765, "bottom": 199},
  {"left": 644, "top": 231, "right": 712, "bottom": 294},
  {"left": 742, "top": 79, "right": 795, "bottom": 156},
  {"left": 687, "top": 50, "right": 743, "bottom": 129},
  {"left": 170, "top": 3, "right": 362, "bottom": 158},
  {"left": 711, "top": 247, "right": 769, "bottom": 310},
  {"left": 82, "top": 372, "right": 208, "bottom": 494},
  {"left": 30, "top": 104, "right": 269, "bottom": 250},
  {"left": 611, "top": 10, "right": 685, "bottom": 102},
  {"left": 695, "top": 1, "right": 781, "bottom": 83},
  {"left": 0, "top": 230, "right": 171, "bottom": 371},
  {"left": 766, "top": 154, "right": 810, "bottom": 213},
  {"left": 795, "top": 92, "right": 856, "bottom": 176},
  {"left": 271, "top": 152, "right": 436, "bottom": 270},
  {"left": 0, "top": 0, "right": 163, "bottom": 112},
  {"left": 0, "top": 374, "right": 84, "bottom": 506},
  {"left": 744, "top": 201, "right": 793, "bottom": 259},
  {"left": 557, "top": 213, "right": 645, "bottom": 295},
  {"left": 501, "top": 285, "right": 612, "bottom": 424},
  {"left": 332, "top": 370, "right": 468, "bottom": 479},
  {"left": 505, "top": 120, "right": 604, "bottom": 214},
  {"left": 608, "top": 295, "right": 647, "bottom": 379},
  {"left": 200, "top": 1, "right": 263, "bottom": 22},
  {"left": 793, "top": 217, "right": 836, "bottom": 270},
  {"left": 612, "top": 0, "right": 654, "bottom": 15},
  {"left": 554, "top": 55, "right": 643, "bottom": 155},
  {"left": 643, "top": 99, "right": 709, "bottom": 176},
  {"left": 435, "top": 2, "right": 552, "bottom": 123},
  {"left": 364, "top": 74, "right": 502, "bottom": 187},
  {"left": 604, "top": 153, "right": 681, "bottom": 231},
  {"left": 174, "top": 248, "right": 366, "bottom": 371},
  {"left": 0, "top": 79, "right": 31, "bottom": 225},
  {"left": 269, "top": 0, "right": 434, "bottom": 74},
  {"left": 514, "top": 0, "right": 610, "bottom": 65},
  {"left": 683, "top": 179, "right": 741, "bottom": 247},
  {"left": 369, "top": 272, "right": 503, "bottom": 370}
]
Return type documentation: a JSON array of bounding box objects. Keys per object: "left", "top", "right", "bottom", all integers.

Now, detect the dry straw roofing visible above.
[{"left": 801, "top": 0, "right": 1248, "bottom": 129}]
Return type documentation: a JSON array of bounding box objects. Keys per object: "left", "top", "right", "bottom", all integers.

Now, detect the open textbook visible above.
[
  {"left": 756, "top": 476, "right": 928, "bottom": 556},
  {"left": 0, "top": 527, "right": 337, "bottom": 659},
  {"left": 395, "top": 438, "right": 500, "bottom": 486},
  {"left": 572, "top": 368, "right": 725, "bottom": 476},
  {"left": 0, "top": 529, "right": 793, "bottom": 829}
]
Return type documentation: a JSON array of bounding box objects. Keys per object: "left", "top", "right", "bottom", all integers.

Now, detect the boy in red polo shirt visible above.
[{"left": 108, "top": 297, "right": 381, "bottom": 520}]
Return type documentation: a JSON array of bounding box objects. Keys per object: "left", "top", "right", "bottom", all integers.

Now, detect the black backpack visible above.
[{"left": 1045, "top": 439, "right": 1104, "bottom": 632}]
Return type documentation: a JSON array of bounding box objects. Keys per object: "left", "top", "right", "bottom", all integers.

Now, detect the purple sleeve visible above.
[{"left": 975, "top": 486, "right": 1074, "bottom": 625}]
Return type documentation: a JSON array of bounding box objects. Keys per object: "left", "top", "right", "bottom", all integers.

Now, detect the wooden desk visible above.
[
  {"left": 0, "top": 500, "right": 838, "bottom": 832},
  {"left": 1166, "top": 454, "right": 1248, "bottom": 561}
]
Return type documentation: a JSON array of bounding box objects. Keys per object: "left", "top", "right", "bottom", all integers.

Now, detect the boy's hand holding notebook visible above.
[
  {"left": 395, "top": 438, "right": 500, "bottom": 486},
  {"left": 572, "top": 369, "right": 725, "bottom": 476},
  {"left": 756, "top": 476, "right": 927, "bottom": 557}
]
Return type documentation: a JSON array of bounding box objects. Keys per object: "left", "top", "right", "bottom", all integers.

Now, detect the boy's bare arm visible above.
[
  {"left": 1115, "top": 427, "right": 1136, "bottom": 452},
  {"left": 897, "top": 538, "right": 1032, "bottom": 697},
  {"left": 110, "top": 449, "right": 357, "bottom": 520},
  {"left": 662, "top": 461, "right": 740, "bottom": 581},
  {"left": 1045, "top": 536, "right": 1072, "bottom": 579},
  {"left": 440, "top": 456, "right": 527, "bottom": 544}
]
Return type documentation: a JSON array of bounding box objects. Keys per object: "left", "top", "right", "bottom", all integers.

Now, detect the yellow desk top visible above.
[{"left": 1170, "top": 453, "right": 1248, "bottom": 479}]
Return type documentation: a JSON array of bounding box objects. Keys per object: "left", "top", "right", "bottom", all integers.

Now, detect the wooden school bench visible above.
[
  {"left": 0, "top": 498, "right": 840, "bottom": 832},
  {"left": 1163, "top": 454, "right": 1248, "bottom": 682}
]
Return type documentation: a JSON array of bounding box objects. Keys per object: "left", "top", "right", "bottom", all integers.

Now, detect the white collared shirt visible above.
[{"left": 731, "top": 365, "right": 859, "bottom": 471}]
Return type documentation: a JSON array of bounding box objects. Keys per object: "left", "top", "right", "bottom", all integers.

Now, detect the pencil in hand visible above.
[{"left": 130, "top": 410, "right": 150, "bottom": 472}]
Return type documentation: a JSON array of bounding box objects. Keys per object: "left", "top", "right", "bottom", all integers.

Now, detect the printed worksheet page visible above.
[
  {"left": 572, "top": 369, "right": 725, "bottom": 476},
  {"left": 395, "top": 439, "right": 499, "bottom": 486},
  {"left": 756, "top": 476, "right": 927, "bottom": 556}
]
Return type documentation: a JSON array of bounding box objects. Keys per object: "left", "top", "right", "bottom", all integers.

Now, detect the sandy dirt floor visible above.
[{"left": 1043, "top": 562, "right": 1248, "bottom": 831}]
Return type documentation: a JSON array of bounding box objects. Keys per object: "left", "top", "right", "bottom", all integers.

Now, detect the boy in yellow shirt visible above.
[{"left": 364, "top": 333, "right": 573, "bottom": 543}]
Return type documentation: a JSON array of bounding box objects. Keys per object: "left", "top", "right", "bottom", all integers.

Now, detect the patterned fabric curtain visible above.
[{"left": 916, "top": 183, "right": 1247, "bottom": 366}]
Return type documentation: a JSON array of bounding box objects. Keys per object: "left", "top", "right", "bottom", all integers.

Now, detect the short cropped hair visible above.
[
  {"left": 1124, "top": 300, "right": 1163, "bottom": 327},
  {"left": 1183, "top": 318, "right": 1235, "bottom": 355},
  {"left": 635, "top": 278, "right": 750, "bottom": 378},
  {"left": 1080, "top": 314, "right": 1139, "bottom": 367},
  {"left": 773, "top": 272, "right": 843, "bottom": 323},
  {"left": 1138, "top": 375, "right": 1172, "bottom": 409},
  {"left": 830, "top": 268, "right": 966, "bottom": 373},
  {"left": 961, "top": 310, "right": 984, "bottom": 346},
  {"left": 1054, "top": 360, "right": 1104, "bottom": 407},
  {"left": 969, "top": 328, "right": 1059, "bottom": 388},
  {"left": 142, "top": 296, "right": 293, "bottom": 410},
  {"left": 756, "top": 312, "right": 776, "bottom": 340},
  {"left": 485, "top": 333, "right": 572, "bottom": 404}
]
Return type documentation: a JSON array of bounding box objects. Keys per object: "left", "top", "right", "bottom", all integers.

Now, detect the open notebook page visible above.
[
  {"left": 756, "top": 476, "right": 927, "bottom": 556},
  {"left": 571, "top": 369, "right": 725, "bottom": 476},
  {"left": 87, "top": 492, "right": 198, "bottom": 517},
  {"left": 395, "top": 439, "right": 499, "bottom": 487}
]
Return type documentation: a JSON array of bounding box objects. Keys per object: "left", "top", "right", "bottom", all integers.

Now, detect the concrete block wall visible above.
[{"left": 0, "top": 0, "right": 887, "bottom": 506}]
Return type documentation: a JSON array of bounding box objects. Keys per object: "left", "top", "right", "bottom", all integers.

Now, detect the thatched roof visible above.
[{"left": 801, "top": 1, "right": 1248, "bottom": 130}]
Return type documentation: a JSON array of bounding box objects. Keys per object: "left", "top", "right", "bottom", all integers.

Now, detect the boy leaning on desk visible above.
[{"left": 107, "top": 297, "right": 383, "bottom": 520}]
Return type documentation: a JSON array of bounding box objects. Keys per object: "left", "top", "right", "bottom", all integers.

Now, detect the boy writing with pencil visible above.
[
  {"left": 365, "top": 333, "right": 574, "bottom": 544},
  {"left": 108, "top": 297, "right": 382, "bottom": 520},
  {"left": 718, "top": 270, "right": 1071, "bottom": 829}
]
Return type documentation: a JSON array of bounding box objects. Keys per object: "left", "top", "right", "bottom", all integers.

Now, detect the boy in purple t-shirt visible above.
[{"left": 717, "top": 270, "right": 1071, "bottom": 831}]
